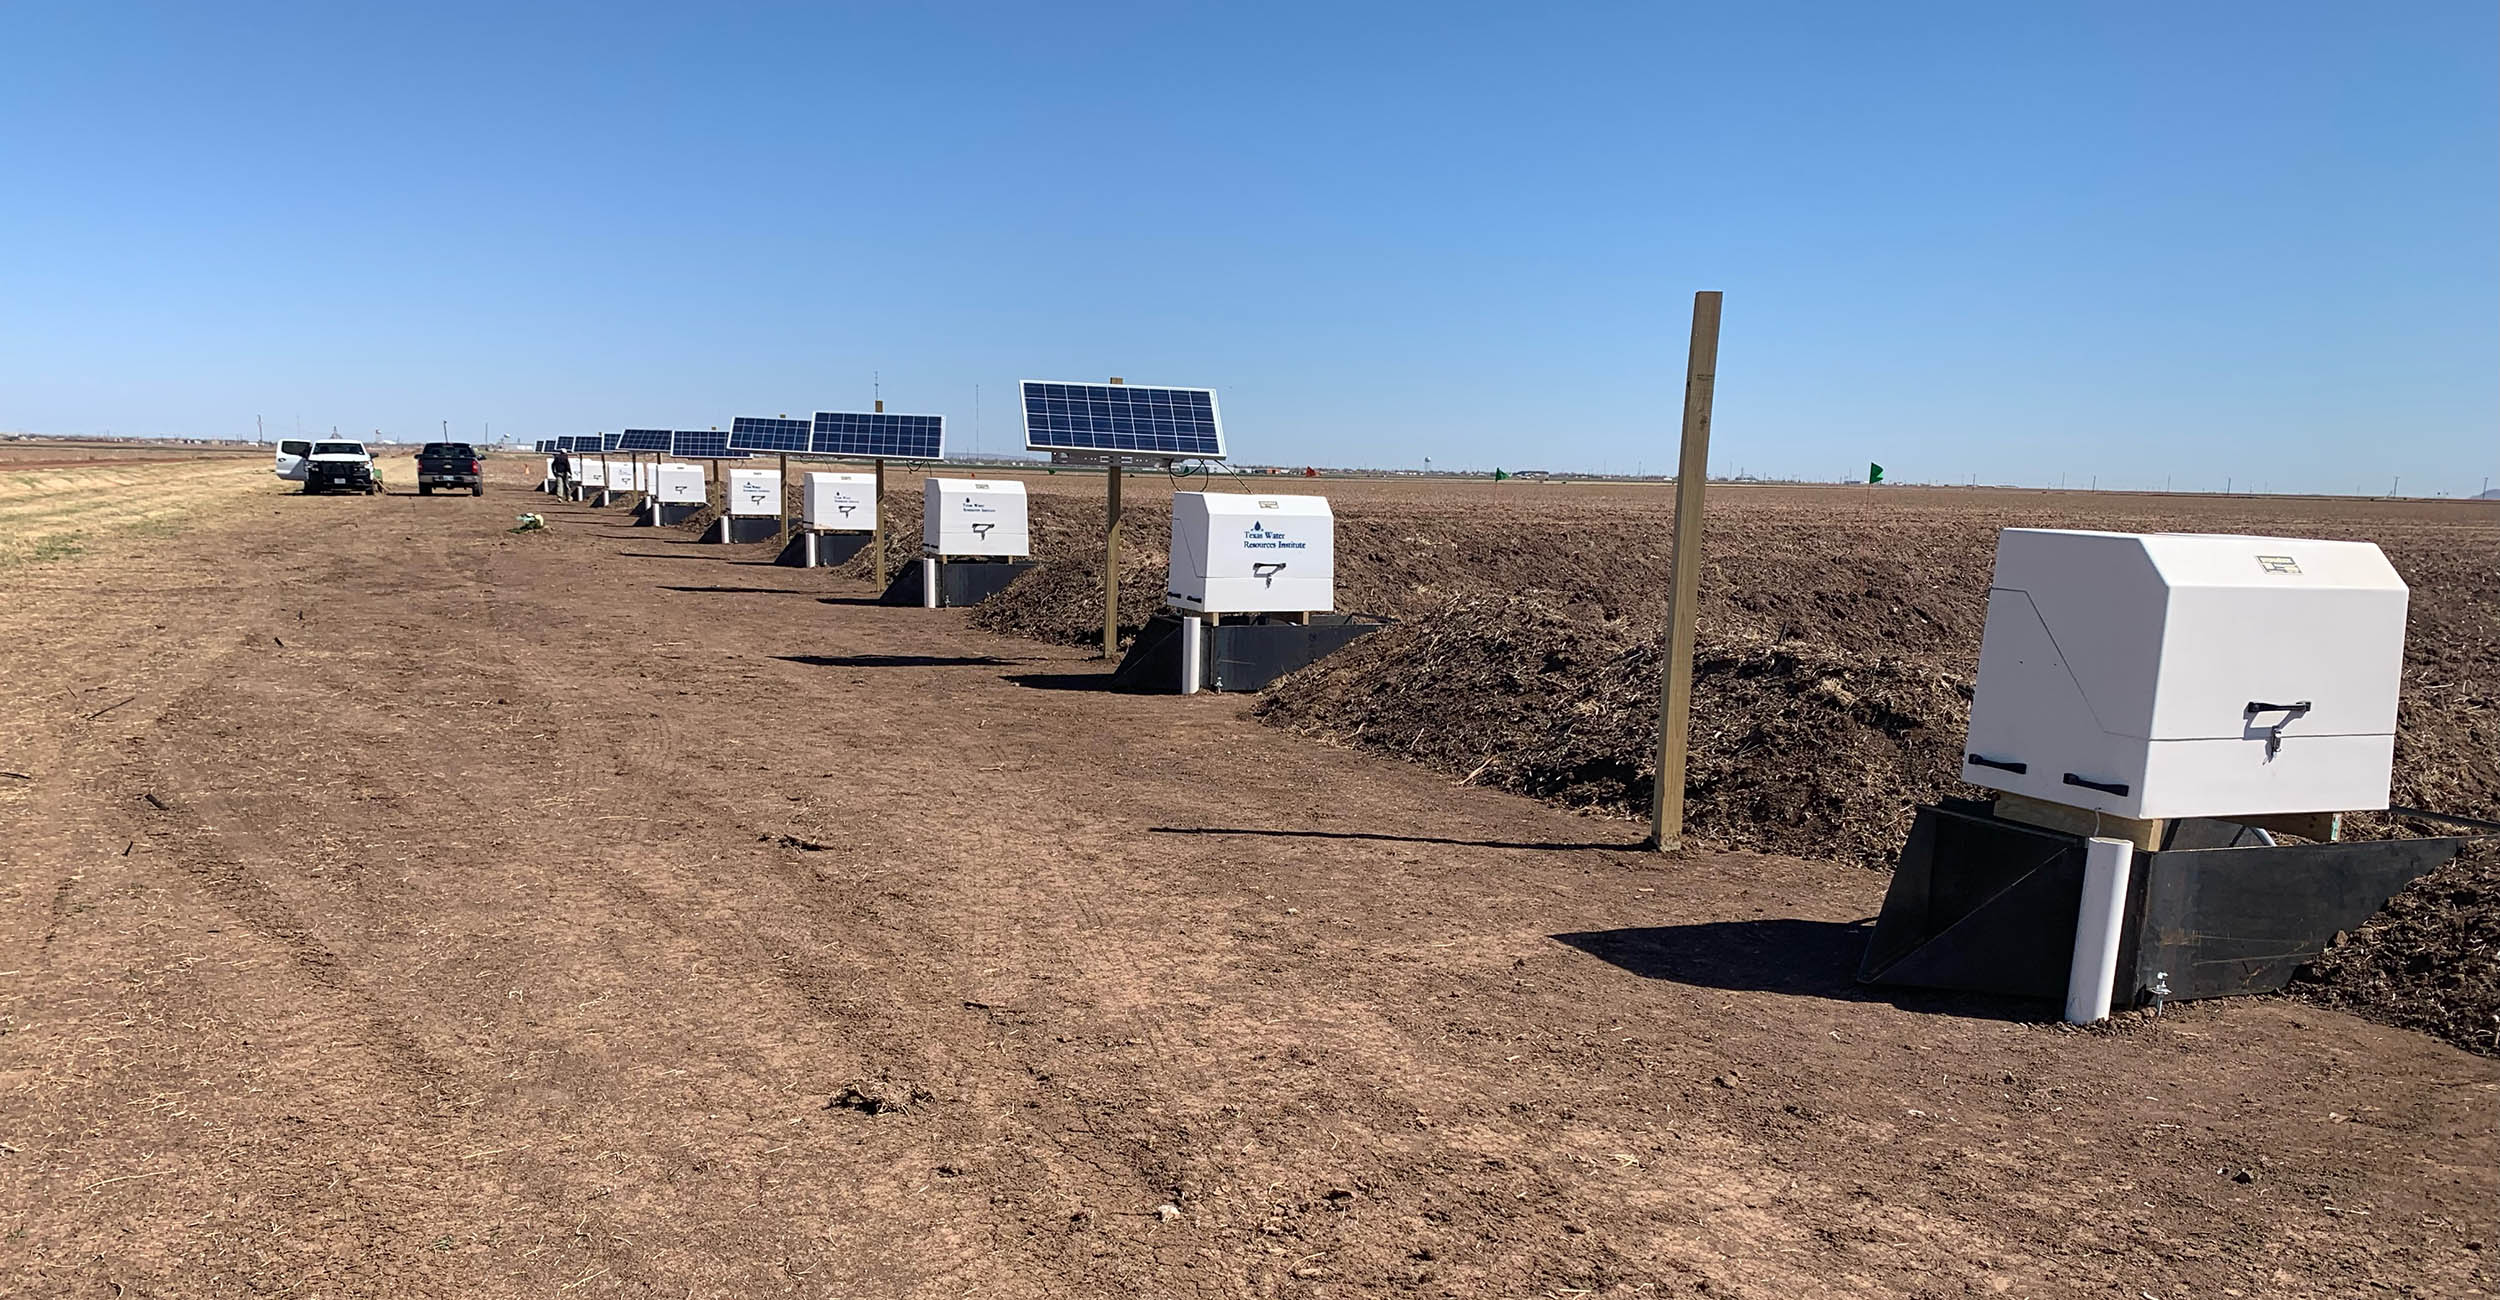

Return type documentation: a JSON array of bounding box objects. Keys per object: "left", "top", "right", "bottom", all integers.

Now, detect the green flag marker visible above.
[
  {"left": 1493, "top": 468, "right": 1510, "bottom": 481},
  {"left": 1868, "top": 462, "right": 1885, "bottom": 484}
]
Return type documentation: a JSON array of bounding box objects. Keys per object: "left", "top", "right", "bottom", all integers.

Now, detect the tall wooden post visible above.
[
  {"left": 872, "top": 399, "right": 888, "bottom": 592},
  {"left": 1649, "top": 291, "right": 1725, "bottom": 852},
  {"left": 777, "top": 452, "right": 791, "bottom": 545},
  {"left": 1104, "top": 462, "right": 1124, "bottom": 657},
  {"left": 1102, "top": 378, "right": 1125, "bottom": 659}
]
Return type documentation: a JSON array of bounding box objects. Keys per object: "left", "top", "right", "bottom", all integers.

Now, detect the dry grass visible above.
[{"left": 0, "top": 458, "right": 287, "bottom": 568}]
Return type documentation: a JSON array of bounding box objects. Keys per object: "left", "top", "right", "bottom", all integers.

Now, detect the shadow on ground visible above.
[
  {"left": 779, "top": 654, "right": 1018, "bottom": 669},
  {"left": 1551, "top": 919, "right": 2047, "bottom": 1021},
  {"left": 1150, "top": 825, "right": 1637, "bottom": 853},
  {"left": 1004, "top": 670, "right": 1120, "bottom": 692},
  {"left": 661, "top": 585, "right": 822, "bottom": 595}
]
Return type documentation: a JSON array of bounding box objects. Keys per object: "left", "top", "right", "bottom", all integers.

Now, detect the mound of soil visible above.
[
  {"left": 1256, "top": 594, "right": 1974, "bottom": 870},
  {"left": 968, "top": 502, "right": 1175, "bottom": 648},
  {"left": 2290, "top": 844, "right": 2499, "bottom": 1057}
]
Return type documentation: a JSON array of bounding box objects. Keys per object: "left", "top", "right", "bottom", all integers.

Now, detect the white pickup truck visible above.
[{"left": 277, "top": 438, "right": 382, "bottom": 495}]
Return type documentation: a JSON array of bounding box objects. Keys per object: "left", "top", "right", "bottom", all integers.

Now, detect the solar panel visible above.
[
  {"left": 600, "top": 433, "right": 626, "bottom": 451},
  {"left": 668, "top": 430, "right": 747, "bottom": 460},
  {"left": 559, "top": 434, "right": 603, "bottom": 452},
  {"left": 616, "top": 428, "right": 672, "bottom": 452},
  {"left": 728, "top": 416, "right": 811, "bottom": 454},
  {"left": 534, "top": 439, "right": 554, "bottom": 453},
  {"left": 809, "top": 411, "right": 944, "bottom": 461},
  {"left": 1021, "top": 381, "right": 1225, "bottom": 459}
]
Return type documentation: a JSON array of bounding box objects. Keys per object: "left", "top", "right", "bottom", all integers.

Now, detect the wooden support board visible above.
[
  {"left": 1994, "top": 792, "right": 2167, "bottom": 853},
  {"left": 2221, "top": 811, "right": 2342, "bottom": 842}
]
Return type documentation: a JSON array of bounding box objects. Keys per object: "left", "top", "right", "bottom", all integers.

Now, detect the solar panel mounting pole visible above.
[
  {"left": 1648, "top": 290, "right": 1723, "bottom": 853},
  {"left": 777, "top": 452, "right": 791, "bottom": 546},
  {"left": 872, "top": 400, "right": 887, "bottom": 592},
  {"left": 1103, "top": 378, "right": 1124, "bottom": 659}
]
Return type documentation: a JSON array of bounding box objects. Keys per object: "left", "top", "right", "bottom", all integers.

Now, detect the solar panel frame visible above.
[
  {"left": 558, "top": 434, "right": 603, "bottom": 452},
  {"left": 1020, "top": 380, "right": 1226, "bottom": 460},
  {"left": 668, "top": 430, "right": 748, "bottom": 460},
  {"left": 807, "top": 411, "right": 945, "bottom": 461},
  {"left": 616, "top": 428, "right": 672, "bottom": 452},
  {"left": 600, "top": 433, "right": 627, "bottom": 452},
  {"left": 727, "top": 416, "right": 812, "bottom": 455},
  {"left": 534, "top": 439, "right": 554, "bottom": 453}
]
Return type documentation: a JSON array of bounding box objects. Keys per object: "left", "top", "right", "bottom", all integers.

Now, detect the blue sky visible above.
[{"left": 2, "top": 2, "right": 2492, "bottom": 494}]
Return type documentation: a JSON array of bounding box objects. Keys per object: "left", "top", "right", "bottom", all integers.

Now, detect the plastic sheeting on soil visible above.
[{"left": 2291, "top": 844, "right": 2498, "bottom": 1057}]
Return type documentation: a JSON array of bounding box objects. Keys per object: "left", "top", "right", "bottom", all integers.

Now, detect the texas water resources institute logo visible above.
[{"left": 1242, "top": 519, "right": 1305, "bottom": 551}]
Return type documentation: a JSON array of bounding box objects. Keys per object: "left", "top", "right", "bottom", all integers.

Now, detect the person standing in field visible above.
[{"left": 551, "top": 448, "right": 572, "bottom": 493}]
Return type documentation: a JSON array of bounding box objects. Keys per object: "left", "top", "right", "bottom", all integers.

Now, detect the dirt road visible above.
[{"left": 4, "top": 467, "right": 2492, "bottom": 1297}]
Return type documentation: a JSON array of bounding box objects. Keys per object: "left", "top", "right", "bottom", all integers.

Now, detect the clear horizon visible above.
[{"left": 2, "top": 2, "right": 2493, "bottom": 497}]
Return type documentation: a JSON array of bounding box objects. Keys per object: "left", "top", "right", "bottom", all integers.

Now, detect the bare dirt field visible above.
[{"left": 3, "top": 459, "right": 2494, "bottom": 1298}]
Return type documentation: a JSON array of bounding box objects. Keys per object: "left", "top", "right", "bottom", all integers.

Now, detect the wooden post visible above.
[
  {"left": 873, "top": 396, "right": 889, "bottom": 592},
  {"left": 1104, "top": 463, "right": 1124, "bottom": 657},
  {"left": 1649, "top": 290, "right": 1724, "bottom": 853},
  {"left": 1102, "top": 378, "right": 1125, "bottom": 659},
  {"left": 777, "top": 452, "right": 791, "bottom": 545}
]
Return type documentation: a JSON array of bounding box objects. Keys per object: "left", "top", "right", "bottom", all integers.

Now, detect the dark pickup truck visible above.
[{"left": 417, "top": 442, "right": 485, "bottom": 495}]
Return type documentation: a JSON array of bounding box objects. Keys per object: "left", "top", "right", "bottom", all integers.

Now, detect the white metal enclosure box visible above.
[
  {"left": 802, "top": 472, "right": 877, "bottom": 531},
  {"left": 922, "top": 478, "right": 1030, "bottom": 558},
  {"left": 652, "top": 463, "right": 706, "bottom": 504},
  {"left": 1167, "top": 491, "right": 1336, "bottom": 614},
  {"left": 725, "top": 467, "right": 781, "bottom": 517},
  {"left": 1961, "top": 529, "right": 2408, "bottom": 820},
  {"left": 578, "top": 457, "right": 606, "bottom": 488}
]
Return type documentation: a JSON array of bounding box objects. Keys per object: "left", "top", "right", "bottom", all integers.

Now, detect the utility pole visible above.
[{"left": 1649, "top": 291, "right": 1724, "bottom": 853}]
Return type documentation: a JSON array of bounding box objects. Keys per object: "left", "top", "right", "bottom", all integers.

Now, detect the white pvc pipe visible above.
[
  {"left": 1179, "top": 614, "right": 1204, "bottom": 694},
  {"left": 2064, "top": 835, "right": 2136, "bottom": 1024},
  {"left": 921, "top": 557, "right": 939, "bottom": 609},
  {"left": 803, "top": 533, "right": 818, "bottom": 567}
]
